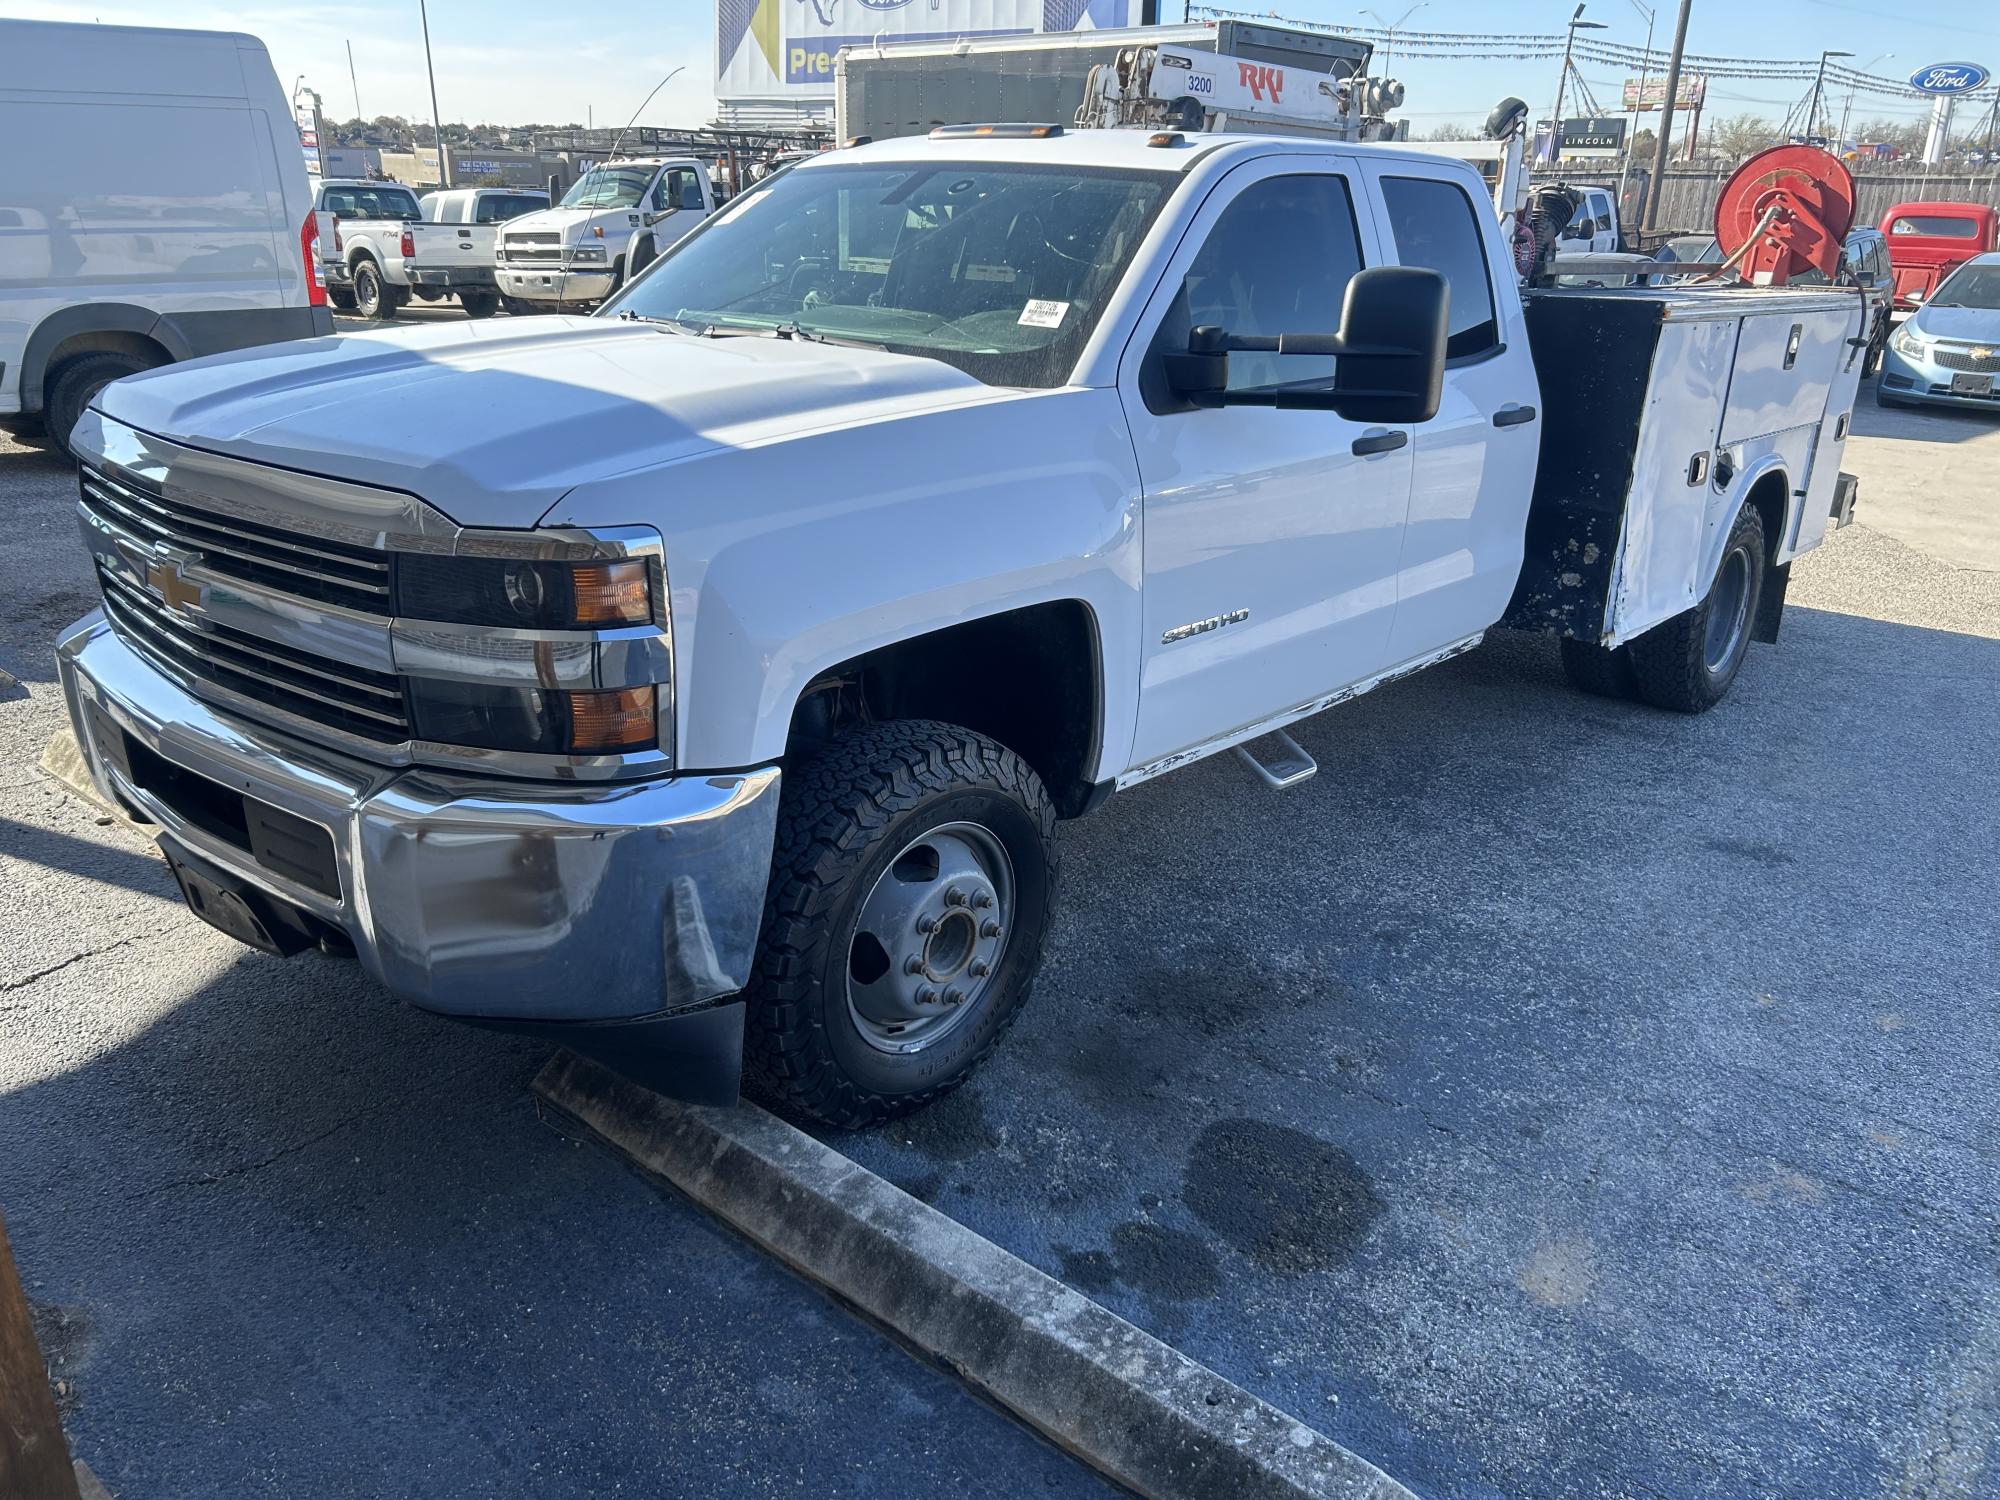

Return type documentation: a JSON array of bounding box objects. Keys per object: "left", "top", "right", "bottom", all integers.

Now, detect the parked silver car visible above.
[{"left": 1877, "top": 251, "right": 2000, "bottom": 412}]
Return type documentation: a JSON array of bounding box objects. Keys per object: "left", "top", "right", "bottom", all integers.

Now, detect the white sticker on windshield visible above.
[{"left": 1018, "top": 299, "right": 1070, "bottom": 329}]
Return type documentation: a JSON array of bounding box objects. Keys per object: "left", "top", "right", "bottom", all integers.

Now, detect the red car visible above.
[{"left": 1881, "top": 201, "right": 2000, "bottom": 309}]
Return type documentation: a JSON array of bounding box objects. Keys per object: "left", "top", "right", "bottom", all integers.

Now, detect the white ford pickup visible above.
[{"left": 58, "top": 126, "right": 1862, "bottom": 1126}]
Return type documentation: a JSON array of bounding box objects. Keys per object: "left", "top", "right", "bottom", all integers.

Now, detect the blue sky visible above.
[{"left": 8, "top": 0, "right": 1992, "bottom": 131}]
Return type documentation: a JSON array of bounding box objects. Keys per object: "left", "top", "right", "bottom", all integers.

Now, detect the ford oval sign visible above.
[{"left": 1908, "top": 61, "right": 1990, "bottom": 95}]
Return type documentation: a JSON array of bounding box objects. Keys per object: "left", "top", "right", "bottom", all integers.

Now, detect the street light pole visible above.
[
  {"left": 1643, "top": 0, "right": 1692, "bottom": 229},
  {"left": 418, "top": 0, "right": 448, "bottom": 186},
  {"left": 1837, "top": 51, "right": 1891, "bottom": 149},
  {"left": 1361, "top": 3, "right": 1427, "bottom": 76},
  {"left": 1809, "top": 49, "right": 1853, "bottom": 146},
  {"left": 1549, "top": 6, "right": 1607, "bottom": 165}
]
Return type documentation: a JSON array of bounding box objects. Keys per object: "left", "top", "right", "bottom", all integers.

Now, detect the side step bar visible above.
[{"left": 1234, "top": 729, "right": 1317, "bottom": 789}]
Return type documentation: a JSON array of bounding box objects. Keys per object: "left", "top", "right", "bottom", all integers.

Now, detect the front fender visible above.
[{"left": 547, "top": 389, "right": 1144, "bottom": 782}]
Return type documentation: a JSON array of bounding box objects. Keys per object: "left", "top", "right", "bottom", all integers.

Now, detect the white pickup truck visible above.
[
  {"left": 313, "top": 178, "right": 424, "bottom": 319},
  {"left": 404, "top": 187, "right": 551, "bottom": 317},
  {"left": 58, "top": 124, "right": 1863, "bottom": 1127},
  {"left": 493, "top": 156, "right": 714, "bottom": 312}
]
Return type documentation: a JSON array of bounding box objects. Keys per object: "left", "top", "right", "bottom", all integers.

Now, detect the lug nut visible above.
[
  {"left": 916, "top": 914, "right": 937, "bottom": 933},
  {"left": 973, "top": 891, "right": 994, "bottom": 910},
  {"left": 917, "top": 986, "right": 939, "bottom": 1005},
  {"left": 943, "top": 987, "right": 966, "bottom": 1006},
  {"left": 945, "top": 886, "right": 968, "bottom": 907},
  {"left": 969, "top": 960, "right": 990, "bottom": 978},
  {"left": 980, "top": 920, "right": 1002, "bottom": 939},
  {"left": 904, "top": 956, "right": 926, "bottom": 975}
]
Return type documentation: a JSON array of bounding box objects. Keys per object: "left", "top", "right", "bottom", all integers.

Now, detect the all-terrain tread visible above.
[{"left": 745, "top": 719, "right": 1057, "bottom": 1129}]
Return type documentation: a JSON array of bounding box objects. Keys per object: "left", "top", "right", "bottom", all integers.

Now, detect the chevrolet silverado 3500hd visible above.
[{"left": 58, "top": 125, "right": 1863, "bottom": 1125}]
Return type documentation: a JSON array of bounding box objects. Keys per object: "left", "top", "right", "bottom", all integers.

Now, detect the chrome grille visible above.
[
  {"left": 94, "top": 562, "right": 410, "bottom": 743},
  {"left": 1931, "top": 343, "right": 2000, "bottom": 374},
  {"left": 80, "top": 463, "right": 389, "bottom": 614},
  {"left": 501, "top": 231, "right": 563, "bottom": 265}
]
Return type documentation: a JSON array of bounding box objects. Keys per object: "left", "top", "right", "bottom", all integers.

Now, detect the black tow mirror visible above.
[{"left": 1162, "top": 265, "right": 1449, "bottom": 425}]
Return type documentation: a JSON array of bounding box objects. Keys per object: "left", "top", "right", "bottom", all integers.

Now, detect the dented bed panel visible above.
[{"left": 1606, "top": 316, "right": 1737, "bottom": 643}]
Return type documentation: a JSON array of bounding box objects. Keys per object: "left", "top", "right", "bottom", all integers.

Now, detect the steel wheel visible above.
[
  {"left": 845, "top": 821, "right": 1015, "bottom": 1056},
  {"left": 1703, "top": 543, "right": 1753, "bottom": 675}
]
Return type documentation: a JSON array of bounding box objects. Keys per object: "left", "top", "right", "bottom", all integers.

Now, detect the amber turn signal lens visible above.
[
  {"left": 564, "top": 686, "right": 657, "bottom": 754},
  {"left": 571, "top": 560, "right": 652, "bottom": 625}
]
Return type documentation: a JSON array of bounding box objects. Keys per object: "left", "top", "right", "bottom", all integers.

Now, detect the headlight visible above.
[
  {"left": 569, "top": 244, "right": 607, "bottom": 264},
  {"left": 1891, "top": 325, "right": 1928, "bottom": 358},
  {"left": 395, "top": 555, "right": 653, "bottom": 628},
  {"left": 409, "top": 681, "right": 657, "bottom": 755}
]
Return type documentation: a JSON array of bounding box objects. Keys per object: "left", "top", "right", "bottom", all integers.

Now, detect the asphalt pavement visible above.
[
  {"left": 815, "top": 389, "right": 2000, "bottom": 1499},
  {"left": 2, "top": 374, "right": 1996, "bottom": 1500},
  {"left": 0, "top": 424, "right": 1115, "bottom": 1498}
]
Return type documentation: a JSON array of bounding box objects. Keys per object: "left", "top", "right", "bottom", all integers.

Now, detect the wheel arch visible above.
[
  {"left": 785, "top": 599, "right": 1108, "bottom": 819},
  {"left": 21, "top": 305, "right": 184, "bottom": 412},
  {"left": 1739, "top": 466, "right": 1792, "bottom": 644}
]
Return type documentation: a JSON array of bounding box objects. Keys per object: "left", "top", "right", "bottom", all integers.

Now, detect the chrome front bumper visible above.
[
  {"left": 58, "top": 610, "right": 781, "bottom": 1027},
  {"left": 495, "top": 266, "right": 616, "bottom": 303}
]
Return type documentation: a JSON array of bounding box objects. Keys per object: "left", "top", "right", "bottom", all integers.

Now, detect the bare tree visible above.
[{"left": 1706, "top": 112, "right": 1780, "bottom": 163}]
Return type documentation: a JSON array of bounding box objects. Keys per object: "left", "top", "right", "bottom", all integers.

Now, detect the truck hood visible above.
[{"left": 95, "top": 317, "right": 997, "bottom": 528}]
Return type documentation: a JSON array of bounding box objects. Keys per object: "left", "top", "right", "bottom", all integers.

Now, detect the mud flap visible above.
[{"left": 1753, "top": 559, "right": 1791, "bottom": 644}]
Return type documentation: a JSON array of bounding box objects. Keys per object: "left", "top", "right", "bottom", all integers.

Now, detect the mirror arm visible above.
[
  {"left": 1189, "top": 326, "right": 1408, "bottom": 360},
  {"left": 1188, "top": 386, "right": 1409, "bottom": 411}
]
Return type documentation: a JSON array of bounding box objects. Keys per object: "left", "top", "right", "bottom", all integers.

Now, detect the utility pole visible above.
[
  {"left": 1362, "top": 4, "right": 1427, "bottom": 76},
  {"left": 1809, "top": 49, "right": 1852, "bottom": 147},
  {"left": 1642, "top": 0, "right": 1692, "bottom": 229},
  {"left": 346, "top": 40, "right": 362, "bottom": 120},
  {"left": 1617, "top": 0, "right": 1656, "bottom": 225},
  {"left": 418, "top": 0, "right": 450, "bottom": 187}
]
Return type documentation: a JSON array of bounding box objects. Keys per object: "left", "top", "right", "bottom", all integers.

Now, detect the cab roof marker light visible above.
[
  {"left": 927, "top": 123, "right": 1064, "bottom": 140},
  {"left": 1147, "top": 132, "right": 1187, "bottom": 148}
]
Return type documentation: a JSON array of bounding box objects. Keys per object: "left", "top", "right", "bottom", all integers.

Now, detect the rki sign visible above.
[{"left": 1237, "top": 61, "right": 1284, "bottom": 104}]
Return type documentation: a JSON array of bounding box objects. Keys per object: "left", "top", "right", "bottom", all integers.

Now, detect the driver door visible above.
[{"left": 1118, "top": 157, "right": 1414, "bottom": 773}]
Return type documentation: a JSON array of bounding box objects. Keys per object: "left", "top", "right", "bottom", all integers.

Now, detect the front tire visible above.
[
  {"left": 46, "top": 351, "right": 161, "bottom": 457},
  {"left": 745, "top": 720, "right": 1058, "bottom": 1129},
  {"left": 1626, "top": 504, "right": 1766, "bottom": 713}
]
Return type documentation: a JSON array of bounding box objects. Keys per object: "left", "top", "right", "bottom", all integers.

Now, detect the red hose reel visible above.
[{"left": 1713, "top": 144, "right": 1856, "bottom": 285}]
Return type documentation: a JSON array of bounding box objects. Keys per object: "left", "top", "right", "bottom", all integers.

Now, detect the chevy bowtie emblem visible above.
[
  {"left": 144, "top": 552, "right": 203, "bottom": 616},
  {"left": 1972, "top": 347, "right": 1994, "bottom": 361}
]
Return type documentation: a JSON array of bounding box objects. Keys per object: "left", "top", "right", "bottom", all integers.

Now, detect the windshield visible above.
[
  {"left": 561, "top": 166, "right": 653, "bottom": 210},
  {"left": 1929, "top": 263, "right": 2000, "bottom": 309},
  {"left": 600, "top": 160, "right": 1175, "bottom": 388}
]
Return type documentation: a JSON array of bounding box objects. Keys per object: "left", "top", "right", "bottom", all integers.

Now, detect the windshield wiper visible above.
[{"left": 617, "top": 310, "right": 710, "bottom": 336}]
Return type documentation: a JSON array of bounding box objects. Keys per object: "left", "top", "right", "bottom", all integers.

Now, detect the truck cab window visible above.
[
  {"left": 1167, "top": 174, "right": 1364, "bottom": 392},
  {"left": 1381, "top": 175, "right": 1499, "bottom": 358}
]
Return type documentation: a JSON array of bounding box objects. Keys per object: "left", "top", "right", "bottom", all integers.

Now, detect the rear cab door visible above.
[{"left": 1352, "top": 155, "right": 1541, "bottom": 664}]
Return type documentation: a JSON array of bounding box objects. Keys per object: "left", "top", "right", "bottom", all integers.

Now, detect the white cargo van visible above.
[{"left": 0, "top": 19, "right": 331, "bottom": 452}]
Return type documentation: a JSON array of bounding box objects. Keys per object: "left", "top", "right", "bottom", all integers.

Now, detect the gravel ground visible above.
[
  {"left": 2, "top": 371, "right": 1994, "bottom": 1500},
  {"left": 0, "top": 421, "right": 1113, "bottom": 1498}
]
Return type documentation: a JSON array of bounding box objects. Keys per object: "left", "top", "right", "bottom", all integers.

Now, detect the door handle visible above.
[
  {"left": 1351, "top": 428, "right": 1408, "bottom": 456},
  {"left": 1492, "top": 404, "right": 1537, "bottom": 427}
]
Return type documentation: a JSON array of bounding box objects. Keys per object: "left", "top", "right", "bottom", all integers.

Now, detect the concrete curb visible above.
[
  {"left": 534, "top": 1052, "right": 1414, "bottom": 1500},
  {"left": 38, "top": 726, "right": 148, "bottom": 838}
]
